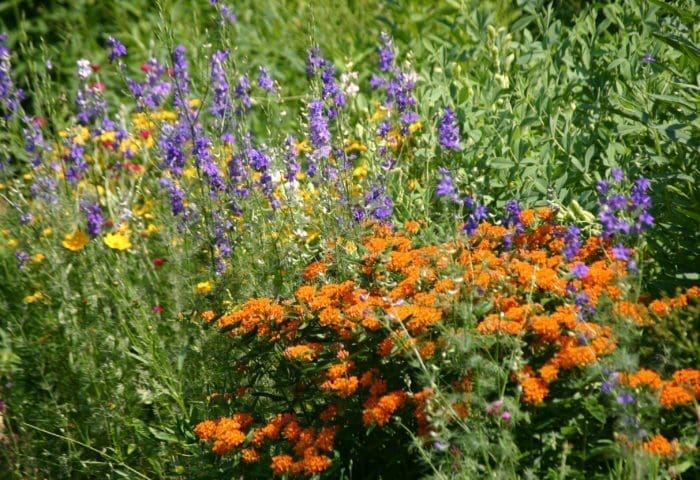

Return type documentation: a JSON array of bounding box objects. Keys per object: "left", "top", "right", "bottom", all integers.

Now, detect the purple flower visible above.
[
  {"left": 209, "top": 49, "right": 231, "bottom": 120},
  {"left": 19, "top": 212, "right": 33, "bottom": 225},
  {"left": 106, "top": 36, "right": 127, "bottom": 63},
  {"left": 611, "top": 167, "right": 624, "bottom": 183},
  {"left": 500, "top": 411, "right": 512, "bottom": 422},
  {"left": 378, "top": 33, "right": 395, "bottom": 72},
  {"left": 85, "top": 203, "right": 104, "bottom": 237},
  {"left": 257, "top": 66, "right": 275, "bottom": 93},
  {"left": 159, "top": 177, "right": 186, "bottom": 216},
  {"left": 570, "top": 262, "right": 589, "bottom": 279},
  {"left": 306, "top": 47, "right": 326, "bottom": 77},
  {"left": 486, "top": 399, "right": 503, "bottom": 415},
  {"left": 15, "top": 250, "right": 29, "bottom": 268},
  {"left": 642, "top": 53, "right": 655, "bottom": 64},
  {"left": 308, "top": 99, "right": 331, "bottom": 160},
  {"left": 0, "top": 34, "right": 24, "bottom": 118},
  {"left": 172, "top": 45, "right": 190, "bottom": 109},
  {"left": 563, "top": 225, "right": 581, "bottom": 260},
  {"left": 193, "top": 134, "right": 226, "bottom": 192},
  {"left": 218, "top": 4, "right": 237, "bottom": 24},
  {"left": 504, "top": 199, "right": 523, "bottom": 233},
  {"left": 616, "top": 392, "right": 634, "bottom": 406},
  {"left": 234, "top": 74, "right": 252, "bottom": 113},
  {"left": 436, "top": 167, "right": 459, "bottom": 202},
  {"left": 438, "top": 107, "right": 460, "bottom": 150},
  {"left": 611, "top": 244, "right": 630, "bottom": 262}
]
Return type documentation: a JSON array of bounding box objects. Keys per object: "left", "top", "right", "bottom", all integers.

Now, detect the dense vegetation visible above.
[{"left": 1, "top": 0, "right": 698, "bottom": 478}]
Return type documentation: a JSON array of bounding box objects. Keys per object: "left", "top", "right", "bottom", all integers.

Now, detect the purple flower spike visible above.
[
  {"left": 106, "top": 36, "right": 127, "bottom": 63},
  {"left": 438, "top": 107, "right": 460, "bottom": 150}
]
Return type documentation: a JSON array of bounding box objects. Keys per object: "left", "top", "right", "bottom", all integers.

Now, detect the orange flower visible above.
[
  {"left": 303, "top": 260, "right": 327, "bottom": 281},
  {"left": 302, "top": 451, "right": 332, "bottom": 475},
  {"left": 320, "top": 376, "right": 359, "bottom": 397},
  {"left": 194, "top": 420, "right": 217, "bottom": 441},
  {"left": 270, "top": 454, "right": 295, "bottom": 476},
  {"left": 539, "top": 364, "right": 559, "bottom": 383},
  {"left": 556, "top": 345, "right": 597, "bottom": 369},
  {"left": 659, "top": 383, "right": 694, "bottom": 408},
  {"left": 672, "top": 369, "right": 700, "bottom": 396},
  {"left": 521, "top": 377, "right": 549, "bottom": 404},
  {"left": 241, "top": 448, "right": 260, "bottom": 463},
  {"left": 625, "top": 369, "right": 662, "bottom": 390},
  {"left": 362, "top": 391, "right": 408, "bottom": 426},
  {"left": 642, "top": 434, "right": 677, "bottom": 457}
]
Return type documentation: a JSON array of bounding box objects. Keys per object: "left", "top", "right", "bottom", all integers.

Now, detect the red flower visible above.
[
  {"left": 153, "top": 257, "right": 167, "bottom": 267},
  {"left": 152, "top": 305, "right": 163, "bottom": 314}
]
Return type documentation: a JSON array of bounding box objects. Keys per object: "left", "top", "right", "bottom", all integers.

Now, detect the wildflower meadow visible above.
[{"left": 0, "top": 0, "right": 698, "bottom": 478}]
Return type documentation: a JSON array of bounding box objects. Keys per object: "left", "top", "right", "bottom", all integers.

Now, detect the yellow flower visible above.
[
  {"left": 133, "top": 199, "right": 154, "bottom": 217},
  {"left": 42, "top": 228, "right": 53, "bottom": 237},
  {"left": 62, "top": 230, "right": 89, "bottom": 252},
  {"left": 7, "top": 238, "right": 19, "bottom": 248},
  {"left": 294, "top": 139, "right": 312, "bottom": 153},
  {"left": 23, "top": 291, "right": 43, "bottom": 303},
  {"left": 409, "top": 121, "right": 422, "bottom": 133},
  {"left": 188, "top": 98, "right": 202, "bottom": 108},
  {"left": 103, "top": 232, "right": 132, "bottom": 251},
  {"left": 344, "top": 140, "right": 368, "bottom": 153},
  {"left": 31, "top": 253, "right": 45, "bottom": 264},
  {"left": 141, "top": 224, "right": 160, "bottom": 237},
  {"left": 195, "top": 281, "right": 214, "bottom": 294},
  {"left": 352, "top": 162, "right": 369, "bottom": 179},
  {"left": 183, "top": 166, "right": 197, "bottom": 178}
]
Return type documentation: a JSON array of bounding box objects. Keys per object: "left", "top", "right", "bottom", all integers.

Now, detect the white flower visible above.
[
  {"left": 340, "top": 71, "right": 359, "bottom": 97},
  {"left": 77, "top": 59, "right": 92, "bottom": 80}
]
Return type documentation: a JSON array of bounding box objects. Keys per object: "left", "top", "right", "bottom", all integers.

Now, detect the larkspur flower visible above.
[
  {"left": 308, "top": 99, "right": 331, "bottom": 160},
  {"left": 15, "top": 250, "right": 29, "bottom": 268},
  {"left": 234, "top": 74, "right": 252, "bottom": 113},
  {"left": 257, "top": 66, "right": 275, "bottom": 93},
  {"left": 106, "top": 36, "right": 127, "bottom": 63},
  {"left": 378, "top": 33, "right": 395, "bottom": 72},
  {"left": 563, "top": 225, "right": 581, "bottom": 260},
  {"left": 193, "top": 133, "right": 226, "bottom": 192},
  {"left": 0, "top": 33, "right": 25, "bottom": 118},
  {"left": 85, "top": 202, "right": 104, "bottom": 238},
  {"left": 209, "top": 49, "right": 231, "bottom": 120},
  {"left": 571, "top": 262, "right": 589, "bottom": 279},
  {"left": 218, "top": 4, "right": 237, "bottom": 25},
  {"left": 172, "top": 45, "right": 190, "bottom": 109},
  {"left": 306, "top": 47, "right": 326, "bottom": 77},
  {"left": 438, "top": 107, "right": 460, "bottom": 150},
  {"left": 611, "top": 243, "right": 629, "bottom": 261},
  {"left": 616, "top": 392, "right": 635, "bottom": 406},
  {"left": 436, "top": 167, "right": 459, "bottom": 202}
]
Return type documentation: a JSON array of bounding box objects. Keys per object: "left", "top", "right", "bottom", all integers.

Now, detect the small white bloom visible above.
[{"left": 77, "top": 59, "right": 92, "bottom": 80}]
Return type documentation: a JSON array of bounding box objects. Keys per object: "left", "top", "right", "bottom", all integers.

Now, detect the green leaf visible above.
[{"left": 652, "top": 32, "right": 700, "bottom": 65}]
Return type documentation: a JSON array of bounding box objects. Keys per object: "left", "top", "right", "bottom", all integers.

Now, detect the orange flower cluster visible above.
[
  {"left": 198, "top": 217, "right": 699, "bottom": 474},
  {"left": 648, "top": 286, "right": 699, "bottom": 316},
  {"left": 194, "top": 413, "right": 253, "bottom": 455},
  {"left": 196, "top": 412, "right": 336, "bottom": 477},
  {"left": 620, "top": 367, "right": 700, "bottom": 408},
  {"left": 641, "top": 434, "right": 679, "bottom": 457}
]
